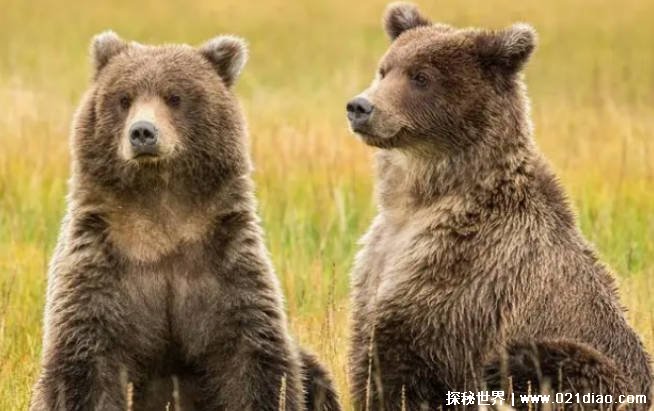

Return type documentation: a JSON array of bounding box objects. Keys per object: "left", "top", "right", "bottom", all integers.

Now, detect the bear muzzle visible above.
[
  {"left": 129, "top": 120, "right": 160, "bottom": 157},
  {"left": 346, "top": 96, "right": 374, "bottom": 131}
]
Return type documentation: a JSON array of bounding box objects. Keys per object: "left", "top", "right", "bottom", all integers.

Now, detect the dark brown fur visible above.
[
  {"left": 30, "top": 32, "right": 340, "bottom": 411},
  {"left": 347, "top": 3, "right": 652, "bottom": 410}
]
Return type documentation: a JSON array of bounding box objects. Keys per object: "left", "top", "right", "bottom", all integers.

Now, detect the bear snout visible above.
[
  {"left": 128, "top": 120, "right": 160, "bottom": 156},
  {"left": 346, "top": 96, "right": 374, "bottom": 130}
]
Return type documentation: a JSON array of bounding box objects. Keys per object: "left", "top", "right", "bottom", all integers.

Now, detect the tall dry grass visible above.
[{"left": 0, "top": 0, "right": 653, "bottom": 409}]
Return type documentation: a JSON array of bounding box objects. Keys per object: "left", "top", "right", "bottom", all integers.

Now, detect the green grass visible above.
[{"left": 1, "top": 0, "right": 653, "bottom": 409}]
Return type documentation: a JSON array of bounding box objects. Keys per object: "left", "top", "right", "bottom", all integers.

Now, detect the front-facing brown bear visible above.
[
  {"left": 347, "top": 3, "right": 651, "bottom": 410},
  {"left": 30, "top": 32, "right": 340, "bottom": 411}
]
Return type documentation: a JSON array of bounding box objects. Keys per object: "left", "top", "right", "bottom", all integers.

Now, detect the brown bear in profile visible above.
[
  {"left": 30, "top": 32, "right": 340, "bottom": 411},
  {"left": 346, "top": 3, "right": 651, "bottom": 410}
]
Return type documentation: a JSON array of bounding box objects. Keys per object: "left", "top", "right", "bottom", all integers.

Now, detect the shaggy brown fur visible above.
[
  {"left": 346, "top": 3, "right": 652, "bottom": 410},
  {"left": 30, "top": 32, "right": 340, "bottom": 411}
]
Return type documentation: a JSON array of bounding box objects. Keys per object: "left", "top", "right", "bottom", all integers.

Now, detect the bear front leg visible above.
[
  {"left": 30, "top": 286, "right": 132, "bottom": 410},
  {"left": 186, "top": 301, "right": 305, "bottom": 411},
  {"left": 484, "top": 339, "right": 633, "bottom": 409},
  {"left": 187, "top": 316, "right": 304, "bottom": 411},
  {"left": 350, "top": 319, "right": 449, "bottom": 411},
  {"left": 350, "top": 293, "right": 500, "bottom": 411},
  {"left": 30, "top": 215, "right": 134, "bottom": 411},
  {"left": 30, "top": 350, "right": 129, "bottom": 411}
]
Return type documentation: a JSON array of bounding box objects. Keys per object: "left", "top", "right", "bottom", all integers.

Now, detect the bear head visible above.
[
  {"left": 72, "top": 31, "right": 250, "bottom": 200},
  {"left": 347, "top": 2, "right": 536, "bottom": 155}
]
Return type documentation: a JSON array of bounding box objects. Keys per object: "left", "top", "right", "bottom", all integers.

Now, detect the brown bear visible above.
[
  {"left": 346, "top": 3, "right": 652, "bottom": 410},
  {"left": 30, "top": 32, "right": 340, "bottom": 411}
]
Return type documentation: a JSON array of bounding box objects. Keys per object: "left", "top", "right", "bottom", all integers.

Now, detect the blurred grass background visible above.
[{"left": 1, "top": 0, "right": 653, "bottom": 409}]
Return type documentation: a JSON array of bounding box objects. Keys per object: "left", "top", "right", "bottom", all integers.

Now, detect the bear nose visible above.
[
  {"left": 346, "top": 97, "right": 374, "bottom": 124},
  {"left": 129, "top": 121, "right": 158, "bottom": 148}
]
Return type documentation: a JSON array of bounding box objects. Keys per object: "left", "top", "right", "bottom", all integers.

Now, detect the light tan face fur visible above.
[
  {"left": 119, "top": 96, "right": 181, "bottom": 161},
  {"left": 353, "top": 74, "right": 406, "bottom": 140}
]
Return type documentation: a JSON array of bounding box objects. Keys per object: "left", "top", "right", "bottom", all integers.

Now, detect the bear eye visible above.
[
  {"left": 165, "top": 94, "right": 181, "bottom": 108},
  {"left": 411, "top": 71, "right": 429, "bottom": 88},
  {"left": 119, "top": 95, "right": 132, "bottom": 110},
  {"left": 378, "top": 68, "right": 387, "bottom": 79}
]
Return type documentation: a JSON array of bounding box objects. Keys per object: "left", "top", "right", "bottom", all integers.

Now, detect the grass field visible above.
[{"left": 1, "top": 0, "right": 653, "bottom": 409}]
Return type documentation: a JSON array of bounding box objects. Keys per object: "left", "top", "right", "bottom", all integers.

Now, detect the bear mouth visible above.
[
  {"left": 134, "top": 152, "right": 158, "bottom": 158},
  {"left": 349, "top": 115, "right": 404, "bottom": 149},
  {"left": 131, "top": 152, "right": 162, "bottom": 163},
  {"left": 130, "top": 144, "right": 162, "bottom": 160}
]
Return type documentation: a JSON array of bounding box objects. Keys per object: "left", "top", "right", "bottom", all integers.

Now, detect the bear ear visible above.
[
  {"left": 199, "top": 35, "right": 248, "bottom": 87},
  {"left": 475, "top": 23, "right": 537, "bottom": 74},
  {"left": 91, "top": 31, "right": 128, "bottom": 77},
  {"left": 384, "top": 2, "right": 431, "bottom": 41}
]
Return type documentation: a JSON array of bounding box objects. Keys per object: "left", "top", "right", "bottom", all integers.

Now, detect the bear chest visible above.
[
  {"left": 119, "top": 251, "right": 225, "bottom": 350},
  {"left": 355, "top": 218, "right": 473, "bottom": 330},
  {"left": 356, "top": 222, "right": 439, "bottom": 314},
  {"left": 107, "top": 204, "right": 213, "bottom": 264}
]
